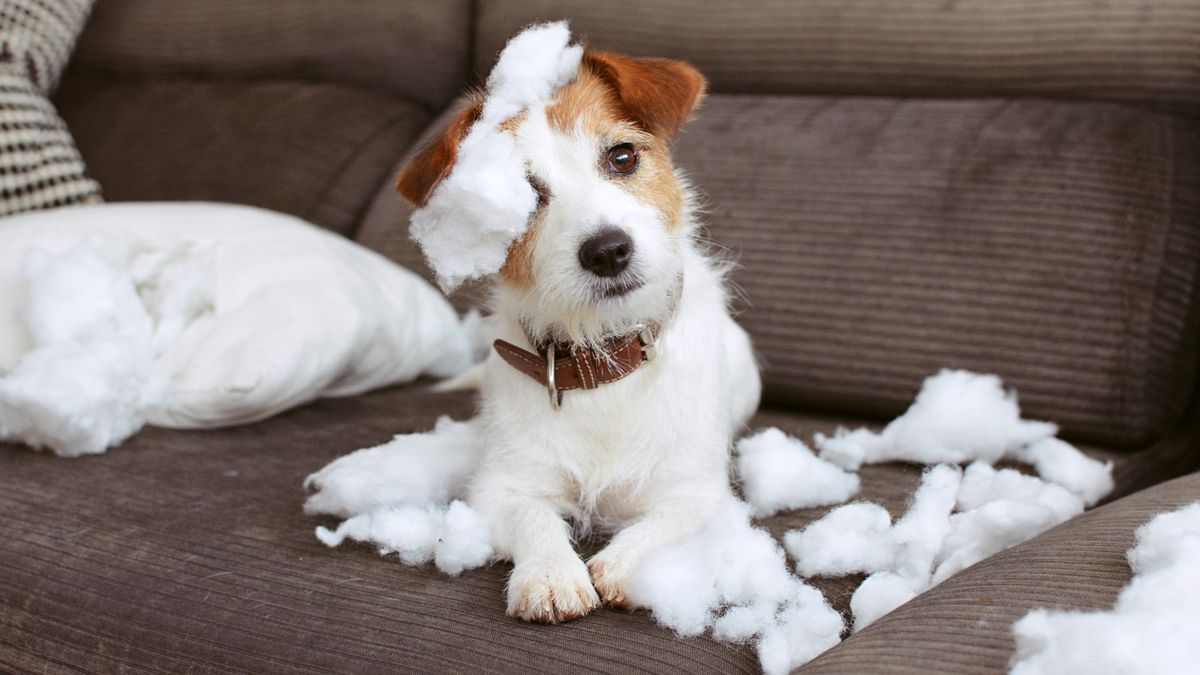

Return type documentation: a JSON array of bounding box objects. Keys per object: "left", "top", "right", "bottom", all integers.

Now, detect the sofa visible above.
[{"left": 3, "top": 1, "right": 1199, "bottom": 672}]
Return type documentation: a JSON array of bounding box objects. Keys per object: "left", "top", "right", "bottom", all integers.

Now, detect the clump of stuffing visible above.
[
  {"left": 1009, "top": 501, "right": 1200, "bottom": 675},
  {"left": 815, "top": 370, "right": 1058, "bottom": 471},
  {"left": 847, "top": 464, "right": 962, "bottom": 631},
  {"left": 932, "top": 462, "right": 1083, "bottom": 585},
  {"left": 316, "top": 500, "right": 494, "bottom": 576},
  {"left": 784, "top": 502, "right": 894, "bottom": 578},
  {"left": 787, "top": 460, "right": 1091, "bottom": 632},
  {"left": 624, "top": 497, "right": 844, "bottom": 675},
  {"left": 1013, "top": 437, "right": 1114, "bottom": 507},
  {"left": 813, "top": 369, "right": 1113, "bottom": 507},
  {"left": 0, "top": 244, "right": 167, "bottom": 455},
  {"left": 304, "top": 416, "right": 480, "bottom": 518},
  {"left": 736, "top": 427, "right": 860, "bottom": 517},
  {"left": 409, "top": 22, "right": 583, "bottom": 292}
]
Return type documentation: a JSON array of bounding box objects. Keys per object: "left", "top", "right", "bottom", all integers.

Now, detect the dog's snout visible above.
[{"left": 578, "top": 228, "right": 633, "bottom": 278}]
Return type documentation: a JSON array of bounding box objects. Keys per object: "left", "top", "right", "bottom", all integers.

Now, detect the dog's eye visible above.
[{"left": 605, "top": 144, "right": 638, "bottom": 175}]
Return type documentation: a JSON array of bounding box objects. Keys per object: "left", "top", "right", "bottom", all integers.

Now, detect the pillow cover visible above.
[
  {"left": 0, "top": 202, "right": 477, "bottom": 456},
  {"left": 0, "top": 0, "right": 101, "bottom": 216}
]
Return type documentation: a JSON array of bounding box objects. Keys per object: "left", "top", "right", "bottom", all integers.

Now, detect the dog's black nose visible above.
[{"left": 578, "top": 228, "right": 633, "bottom": 277}]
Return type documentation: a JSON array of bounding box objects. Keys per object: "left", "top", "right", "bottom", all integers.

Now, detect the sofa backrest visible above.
[
  {"left": 473, "top": 0, "right": 1200, "bottom": 113},
  {"left": 72, "top": 0, "right": 473, "bottom": 110},
  {"left": 52, "top": 0, "right": 1200, "bottom": 449}
]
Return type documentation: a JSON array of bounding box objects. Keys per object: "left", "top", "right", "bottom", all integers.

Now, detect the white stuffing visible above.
[
  {"left": 315, "top": 500, "right": 494, "bottom": 576},
  {"left": 0, "top": 202, "right": 476, "bottom": 456},
  {"left": 409, "top": 22, "right": 583, "bottom": 292},
  {"left": 848, "top": 464, "right": 961, "bottom": 631},
  {"left": 931, "top": 463, "right": 1083, "bottom": 585},
  {"left": 309, "top": 418, "right": 493, "bottom": 576},
  {"left": 303, "top": 416, "right": 480, "bottom": 519},
  {"left": 309, "top": 365, "right": 1118, "bottom": 671},
  {"left": 736, "top": 427, "right": 860, "bottom": 517},
  {"left": 1013, "top": 437, "right": 1114, "bottom": 507},
  {"left": 624, "top": 497, "right": 844, "bottom": 675},
  {"left": 815, "top": 369, "right": 1057, "bottom": 471},
  {"left": 1009, "top": 501, "right": 1200, "bottom": 675},
  {"left": 0, "top": 245, "right": 164, "bottom": 455},
  {"left": 784, "top": 502, "right": 895, "bottom": 578}
]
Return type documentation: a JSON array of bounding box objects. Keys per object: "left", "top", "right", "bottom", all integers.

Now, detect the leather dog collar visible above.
[{"left": 493, "top": 324, "right": 659, "bottom": 409}]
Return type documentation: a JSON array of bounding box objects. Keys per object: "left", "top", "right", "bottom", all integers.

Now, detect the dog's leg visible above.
[
  {"left": 588, "top": 484, "right": 726, "bottom": 607},
  {"left": 472, "top": 485, "right": 600, "bottom": 623}
]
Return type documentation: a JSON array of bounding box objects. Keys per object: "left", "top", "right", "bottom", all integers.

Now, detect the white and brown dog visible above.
[{"left": 396, "top": 49, "right": 761, "bottom": 623}]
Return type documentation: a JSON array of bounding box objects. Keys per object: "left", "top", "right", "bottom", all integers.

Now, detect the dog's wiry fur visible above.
[{"left": 398, "top": 50, "right": 761, "bottom": 623}]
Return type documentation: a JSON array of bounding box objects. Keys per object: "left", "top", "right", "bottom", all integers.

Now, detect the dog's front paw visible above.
[
  {"left": 587, "top": 548, "right": 640, "bottom": 608},
  {"left": 507, "top": 556, "right": 600, "bottom": 623}
]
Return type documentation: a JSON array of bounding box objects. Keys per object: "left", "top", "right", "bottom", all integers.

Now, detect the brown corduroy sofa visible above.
[{"left": 3, "top": 1, "right": 1200, "bottom": 672}]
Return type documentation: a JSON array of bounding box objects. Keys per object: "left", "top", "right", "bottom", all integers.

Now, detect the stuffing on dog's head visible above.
[{"left": 398, "top": 49, "right": 706, "bottom": 347}]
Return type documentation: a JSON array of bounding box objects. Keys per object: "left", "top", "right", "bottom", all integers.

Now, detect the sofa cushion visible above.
[
  {"left": 52, "top": 75, "right": 432, "bottom": 236},
  {"left": 3, "top": 381, "right": 1194, "bottom": 673},
  {"left": 475, "top": 0, "right": 1200, "bottom": 113},
  {"left": 70, "top": 0, "right": 472, "bottom": 110}
]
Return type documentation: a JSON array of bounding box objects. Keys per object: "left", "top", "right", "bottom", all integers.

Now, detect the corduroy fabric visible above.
[
  {"left": 474, "top": 0, "right": 1200, "bottom": 113},
  {"left": 2, "top": 383, "right": 1195, "bottom": 673},
  {"left": 667, "top": 94, "right": 1200, "bottom": 448},
  {"left": 69, "top": 0, "right": 472, "bottom": 111},
  {"left": 52, "top": 75, "right": 433, "bottom": 236},
  {"left": 798, "top": 470, "right": 1200, "bottom": 674}
]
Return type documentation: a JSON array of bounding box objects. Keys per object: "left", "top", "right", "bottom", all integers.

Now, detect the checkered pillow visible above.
[{"left": 0, "top": 0, "right": 100, "bottom": 217}]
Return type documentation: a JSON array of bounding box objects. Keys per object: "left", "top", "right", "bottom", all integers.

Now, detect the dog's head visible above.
[{"left": 397, "top": 50, "right": 706, "bottom": 347}]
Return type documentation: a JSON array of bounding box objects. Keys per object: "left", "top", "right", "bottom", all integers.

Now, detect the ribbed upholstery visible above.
[
  {"left": 52, "top": 75, "right": 432, "bottom": 236},
  {"left": 475, "top": 0, "right": 1200, "bottom": 112},
  {"left": 3, "top": 383, "right": 1194, "bottom": 673},
  {"left": 799, "top": 470, "right": 1200, "bottom": 674},
  {"left": 665, "top": 94, "right": 1200, "bottom": 447},
  {"left": 69, "top": 0, "right": 472, "bottom": 110}
]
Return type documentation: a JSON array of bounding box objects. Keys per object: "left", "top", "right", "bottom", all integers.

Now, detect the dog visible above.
[{"left": 396, "top": 49, "right": 761, "bottom": 623}]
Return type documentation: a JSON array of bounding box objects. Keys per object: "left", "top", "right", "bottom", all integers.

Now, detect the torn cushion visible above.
[{"left": 0, "top": 202, "right": 475, "bottom": 456}]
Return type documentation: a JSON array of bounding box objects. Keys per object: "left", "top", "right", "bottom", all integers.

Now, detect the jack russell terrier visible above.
[{"left": 396, "top": 46, "right": 761, "bottom": 623}]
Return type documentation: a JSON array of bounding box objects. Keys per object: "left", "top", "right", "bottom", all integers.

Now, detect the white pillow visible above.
[{"left": 0, "top": 202, "right": 475, "bottom": 456}]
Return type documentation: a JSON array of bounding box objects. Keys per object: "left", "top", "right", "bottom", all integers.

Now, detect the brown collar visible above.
[{"left": 493, "top": 324, "right": 659, "bottom": 409}]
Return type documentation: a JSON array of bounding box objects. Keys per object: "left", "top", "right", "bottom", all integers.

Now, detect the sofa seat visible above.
[{"left": 2, "top": 382, "right": 1193, "bottom": 673}]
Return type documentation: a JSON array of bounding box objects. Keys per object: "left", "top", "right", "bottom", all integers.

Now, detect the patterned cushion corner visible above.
[{"left": 0, "top": 0, "right": 102, "bottom": 217}]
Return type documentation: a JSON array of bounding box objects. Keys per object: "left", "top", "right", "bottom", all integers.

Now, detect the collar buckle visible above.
[
  {"left": 546, "top": 342, "right": 562, "bottom": 410},
  {"left": 637, "top": 324, "right": 658, "bottom": 362}
]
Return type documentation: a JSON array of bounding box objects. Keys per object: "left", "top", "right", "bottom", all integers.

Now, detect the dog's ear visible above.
[
  {"left": 396, "top": 95, "right": 484, "bottom": 207},
  {"left": 582, "top": 50, "right": 707, "bottom": 139}
]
